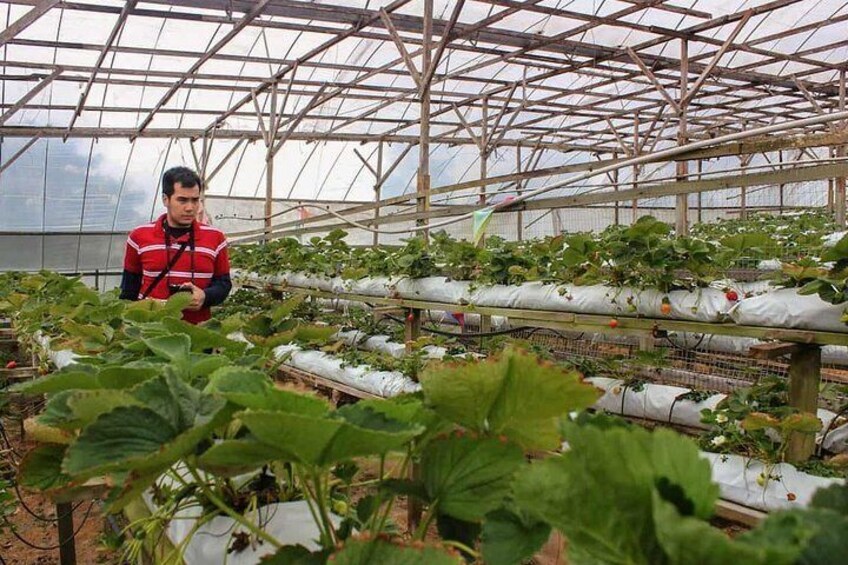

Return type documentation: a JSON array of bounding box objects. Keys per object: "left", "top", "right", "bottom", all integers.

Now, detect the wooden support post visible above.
[
  {"left": 516, "top": 144, "right": 523, "bottom": 241},
  {"left": 613, "top": 151, "right": 620, "bottom": 226},
  {"left": 374, "top": 141, "right": 383, "bottom": 248},
  {"left": 478, "top": 96, "right": 488, "bottom": 247},
  {"left": 404, "top": 306, "right": 422, "bottom": 531},
  {"left": 631, "top": 113, "right": 639, "bottom": 222},
  {"left": 740, "top": 155, "right": 748, "bottom": 220},
  {"left": 697, "top": 159, "right": 703, "bottom": 224},
  {"left": 675, "top": 39, "right": 690, "bottom": 235},
  {"left": 836, "top": 70, "right": 846, "bottom": 228},
  {"left": 264, "top": 83, "right": 278, "bottom": 242},
  {"left": 416, "top": 0, "right": 433, "bottom": 244},
  {"left": 778, "top": 149, "right": 785, "bottom": 213},
  {"left": 786, "top": 345, "right": 822, "bottom": 463},
  {"left": 56, "top": 502, "right": 76, "bottom": 565}
]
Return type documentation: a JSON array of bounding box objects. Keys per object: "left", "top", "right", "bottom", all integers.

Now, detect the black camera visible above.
[{"left": 168, "top": 284, "right": 192, "bottom": 296}]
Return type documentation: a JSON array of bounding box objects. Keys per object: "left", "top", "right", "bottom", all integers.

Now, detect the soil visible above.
[{"left": 1, "top": 415, "right": 121, "bottom": 565}]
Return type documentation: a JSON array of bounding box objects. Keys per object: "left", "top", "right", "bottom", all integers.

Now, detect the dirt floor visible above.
[{"left": 1, "top": 416, "right": 121, "bottom": 565}]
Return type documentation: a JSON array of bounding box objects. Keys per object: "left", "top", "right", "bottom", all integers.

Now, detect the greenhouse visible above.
[{"left": 1, "top": 0, "right": 848, "bottom": 563}]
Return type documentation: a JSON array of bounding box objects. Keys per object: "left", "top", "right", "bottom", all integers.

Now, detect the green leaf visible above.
[
  {"left": 162, "top": 317, "right": 245, "bottom": 352},
  {"left": 37, "top": 391, "right": 80, "bottom": 430},
  {"left": 197, "top": 439, "right": 284, "bottom": 477},
  {"left": 269, "top": 295, "right": 306, "bottom": 326},
  {"left": 238, "top": 404, "right": 421, "bottom": 468},
  {"left": 66, "top": 389, "right": 140, "bottom": 426},
  {"left": 822, "top": 233, "right": 848, "bottom": 262},
  {"left": 259, "top": 545, "right": 327, "bottom": 565},
  {"left": 62, "top": 406, "right": 178, "bottom": 476},
  {"left": 63, "top": 403, "right": 225, "bottom": 479},
  {"left": 329, "top": 537, "right": 463, "bottom": 565},
  {"left": 142, "top": 334, "right": 190, "bottom": 363},
  {"left": 206, "top": 366, "right": 328, "bottom": 415},
  {"left": 294, "top": 324, "right": 338, "bottom": 345},
  {"left": 18, "top": 444, "right": 73, "bottom": 491},
  {"left": 188, "top": 355, "right": 233, "bottom": 379},
  {"left": 379, "top": 478, "right": 429, "bottom": 502},
  {"left": 481, "top": 507, "right": 551, "bottom": 565},
  {"left": 811, "top": 483, "right": 848, "bottom": 514},
  {"left": 513, "top": 425, "right": 718, "bottom": 565},
  {"left": 96, "top": 366, "right": 161, "bottom": 389},
  {"left": 420, "top": 347, "right": 599, "bottom": 449},
  {"left": 11, "top": 370, "right": 100, "bottom": 394},
  {"left": 652, "top": 490, "right": 798, "bottom": 565},
  {"left": 742, "top": 412, "right": 781, "bottom": 431},
  {"left": 780, "top": 413, "right": 822, "bottom": 434},
  {"left": 421, "top": 435, "right": 524, "bottom": 522}
]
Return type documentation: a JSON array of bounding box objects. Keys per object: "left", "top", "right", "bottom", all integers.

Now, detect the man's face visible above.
[{"left": 163, "top": 182, "right": 201, "bottom": 227}]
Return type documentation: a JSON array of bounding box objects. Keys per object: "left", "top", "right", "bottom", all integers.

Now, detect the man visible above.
[{"left": 120, "top": 166, "right": 232, "bottom": 324}]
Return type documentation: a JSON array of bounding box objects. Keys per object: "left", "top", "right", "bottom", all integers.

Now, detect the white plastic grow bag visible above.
[
  {"left": 142, "top": 466, "right": 340, "bottom": 565},
  {"left": 33, "top": 331, "right": 79, "bottom": 370},
  {"left": 729, "top": 288, "right": 848, "bottom": 332},
  {"left": 588, "top": 377, "right": 724, "bottom": 429},
  {"left": 701, "top": 452, "right": 844, "bottom": 512},
  {"left": 588, "top": 376, "right": 848, "bottom": 453},
  {"left": 273, "top": 344, "right": 420, "bottom": 397},
  {"left": 392, "top": 277, "right": 474, "bottom": 304},
  {"left": 667, "top": 332, "right": 848, "bottom": 366}
]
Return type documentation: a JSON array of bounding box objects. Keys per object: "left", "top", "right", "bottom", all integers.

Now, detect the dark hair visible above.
[{"left": 162, "top": 166, "right": 202, "bottom": 198}]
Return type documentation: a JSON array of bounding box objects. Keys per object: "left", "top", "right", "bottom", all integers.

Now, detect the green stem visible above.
[
  {"left": 442, "top": 539, "right": 480, "bottom": 559},
  {"left": 312, "top": 469, "right": 338, "bottom": 547},
  {"left": 413, "top": 500, "right": 438, "bottom": 541},
  {"left": 375, "top": 450, "right": 412, "bottom": 535},
  {"left": 187, "top": 465, "right": 282, "bottom": 549},
  {"left": 294, "top": 465, "right": 332, "bottom": 548}
]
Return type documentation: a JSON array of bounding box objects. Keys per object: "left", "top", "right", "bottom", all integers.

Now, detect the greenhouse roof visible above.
[{"left": 0, "top": 0, "right": 846, "bottom": 232}]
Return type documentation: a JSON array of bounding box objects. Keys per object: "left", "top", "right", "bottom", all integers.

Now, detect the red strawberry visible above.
[
  {"left": 5, "top": 360, "right": 16, "bottom": 369},
  {"left": 609, "top": 319, "right": 619, "bottom": 329},
  {"left": 725, "top": 290, "right": 739, "bottom": 302},
  {"left": 406, "top": 312, "right": 415, "bottom": 322}
]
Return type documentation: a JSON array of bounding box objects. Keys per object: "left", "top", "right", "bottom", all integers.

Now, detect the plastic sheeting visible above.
[
  {"left": 142, "top": 468, "right": 339, "bottom": 565},
  {"left": 273, "top": 344, "right": 420, "bottom": 397},
  {"left": 667, "top": 332, "right": 848, "bottom": 366},
  {"left": 701, "top": 452, "right": 844, "bottom": 512},
  {"left": 588, "top": 377, "right": 848, "bottom": 452},
  {"left": 730, "top": 288, "right": 848, "bottom": 332},
  {"left": 33, "top": 332, "right": 79, "bottom": 370}
]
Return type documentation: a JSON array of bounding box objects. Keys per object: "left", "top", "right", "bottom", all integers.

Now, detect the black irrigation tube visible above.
[
  {"left": 384, "top": 313, "right": 532, "bottom": 338},
  {"left": 3, "top": 499, "right": 95, "bottom": 551},
  {"left": 12, "top": 480, "right": 84, "bottom": 523}
]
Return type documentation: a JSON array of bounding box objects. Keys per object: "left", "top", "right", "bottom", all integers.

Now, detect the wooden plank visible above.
[
  {"left": 786, "top": 345, "right": 821, "bottom": 463},
  {"left": 748, "top": 342, "right": 802, "bottom": 360},
  {"left": 714, "top": 499, "right": 766, "bottom": 527},
  {"left": 277, "top": 365, "right": 380, "bottom": 400}
]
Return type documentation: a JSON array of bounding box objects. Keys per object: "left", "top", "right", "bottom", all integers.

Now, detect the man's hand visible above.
[{"left": 184, "top": 283, "right": 206, "bottom": 311}]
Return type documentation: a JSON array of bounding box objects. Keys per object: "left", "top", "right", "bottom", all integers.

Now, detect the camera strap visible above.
[{"left": 140, "top": 239, "right": 190, "bottom": 300}]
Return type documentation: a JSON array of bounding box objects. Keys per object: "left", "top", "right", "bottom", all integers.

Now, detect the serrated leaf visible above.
[
  {"left": 481, "top": 507, "right": 551, "bottom": 565},
  {"left": 329, "top": 537, "right": 463, "bottom": 565},
  {"left": 10, "top": 370, "right": 100, "bottom": 394},
  {"left": 513, "top": 425, "right": 718, "bottom": 565},
  {"left": 162, "top": 317, "right": 245, "bottom": 352},
  {"left": 421, "top": 435, "right": 524, "bottom": 522},
  {"left": 238, "top": 404, "right": 421, "bottom": 468},
  {"left": 197, "top": 439, "right": 284, "bottom": 477},
  {"left": 18, "top": 444, "right": 73, "bottom": 491},
  {"left": 142, "top": 334, "right": 190, "bottom": 363},
  {"left": 206, "top": 366, "right": 328, "bottom": 415},
  {"left": 420, "top": 347, "right": 599, "bottom": 449}
]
